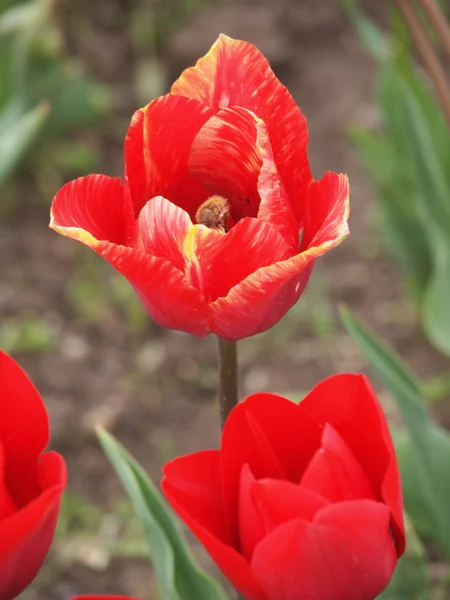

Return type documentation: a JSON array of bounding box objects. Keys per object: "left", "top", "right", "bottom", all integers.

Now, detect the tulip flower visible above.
[
  {"left": 162, "top": 374, "right": 404, "bottom": 600},
  {"left": 50, "top": 34, "right": 349, "bottom": 340},
  {"left": 0, "top": 351, "right": 67, "bottom": 600}
]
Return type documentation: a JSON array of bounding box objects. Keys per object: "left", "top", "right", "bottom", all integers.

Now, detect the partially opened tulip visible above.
[
  {"left": 0, "top": 351, "right": 67, "bottom": 600},
  {"left": 162, "top": 374, "right": 404, "bottom": 600},
  {"left": 50, "top": 34, "right": 349, "bottom": 340}
]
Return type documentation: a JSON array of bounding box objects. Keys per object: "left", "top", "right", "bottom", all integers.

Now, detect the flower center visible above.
[{"left": 195, "top": 195, "right": 230, "bottom": 233}]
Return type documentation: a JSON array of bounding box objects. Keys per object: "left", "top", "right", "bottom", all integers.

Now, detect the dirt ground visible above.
[{"left": 2, "top": 0, "right": 448, "bottom": 598}]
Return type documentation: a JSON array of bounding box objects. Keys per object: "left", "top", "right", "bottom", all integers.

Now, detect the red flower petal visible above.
[
  {"left": 187, "top": 218, "right": 291, "bottom": 302},
  {"left": 301, "top": 172, "right": 350, "bottom": 251},
  {"left": 124, "top": 95, "right": 214, "bottom": 219},
  {"left": 190, "top": 106, "right": 297, "bottom": 248},
  {"left": 0, "top": 451, "right": 66, "bottom": 600},
  {"left": 189, "top": 106, "right": 262, "bottom": 219},
  {"left": 300, "top": 423, "right": 376, "bottom": 502},
  {"left": 301, "top": 374, "right": 405, "bottom": 555},
  {"left": 95, "top": 242, "right": 210, "bottom": 336},
  {"left": 162, "top": 452, "right": 266, "bottom": 600},
  {"left": 50, "top": 175, "right": 131, "bottom": 246},
  {"left": 251, "top": 480, "right": 329, "bottom": 532},
  {"left": 171, "top": 35, "right": 312, "bottom": 224},
  {"left": 162, "top": 451, "right": 229, "bottom": 544},
  {"left": 0, "top": 444, "right": 16, "bottom": 520},
  {"left": 209, "top": 171, "right": 348, "bottom": 339},
  {"left": 255, "top": 116, "right": 297, "bottom": 251},
  {"left": 251, "top": 501, "right": 397, "bottom": 600},
  {"left": 135, "top": 195, "right": 193, "bottom": 272},
  {"left": 221, "top": 394, "right": 322, "bottom": 547},
  {"left": 300, "top": 424, "right": 377, "bottom": 503},
  {"left": 239, "top": 464, "right": 266, "bottom": 562},
  {"left": 0, "top": 351, "right": 49, "bottom": 507},
  {"left": 50, "top": 176, "right": 210, "bottom": 335},
  {"left": 210, "top": 257, "right": 314, "bottom": 340}
]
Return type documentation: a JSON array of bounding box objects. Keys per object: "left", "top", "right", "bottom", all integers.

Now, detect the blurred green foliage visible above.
[
  {"left": 67, "top": 253, "right": 149, "bottom": 335},
  {"left": 98, "top": 428, "right": 228, "bottom": 600},
  {"left": 342, "top": 1, "right": 450, "bottom": 358},
  {"left": 341, "top": 306, "right": 450, "bottom": 597},
  {"left": 0, "top": 314, "right": 54, "bottom": 353},
  {"left": 0, "top": 0, "right": 111, "bottom": 188},
  {"left": 341, "top": 307, "right": 450, "bottom": 554}
]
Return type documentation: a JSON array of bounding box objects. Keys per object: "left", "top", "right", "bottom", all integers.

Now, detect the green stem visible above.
[{"left": 218, "top": 337, "right": 238, "bottom": 428}]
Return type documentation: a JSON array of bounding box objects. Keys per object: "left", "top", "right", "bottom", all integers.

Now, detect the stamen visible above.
[{"left": 195, "top": 195, "right": 230, "bottom": 233}]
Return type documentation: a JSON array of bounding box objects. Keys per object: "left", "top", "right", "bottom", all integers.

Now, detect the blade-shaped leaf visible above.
[
  {"left": 0, "top": 100, "right": 49, "bottom": 185},
  {"left": 401, "top": 86, "right": 450, "bottom": 244},
  {"left": 340, "top": 306, "right": 450, "bottom": 555},
  {"left": 393, "top": 429, "right": 434, "bottom": 539},
  {"left": 339, "top": 0, "right": 391, "bottom": 61},
  {"left": 349, "top": 127, "right": 432, "bottom": 300},
  {"left": 378, "top": 515, "right": 428, "bottom": 599},
  {"left": 97, "top": 428, "right": 228, "bottom": 600},
  {"left": 423, "top": 253, "right": 450, "bottom": 357}
]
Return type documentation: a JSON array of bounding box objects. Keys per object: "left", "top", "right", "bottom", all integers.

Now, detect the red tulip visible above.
[
  {"left": 0, "top": 351, "right": 67, "bottom": 600},
  {"left": 162, "top": 374, "right": 404, "bottom": 600},
  {"left": 50, "top": 35, "right": 349, "bottom": 340}
]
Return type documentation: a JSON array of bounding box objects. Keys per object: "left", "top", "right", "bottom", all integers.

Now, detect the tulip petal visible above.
[
  {"left": 136, "top": 195, "right": 193, "bottom": 272},
  {"left": 221, "top": 394, "right": 322, "bottom": 546},
  {"left": 124, "top": 95, "right": 214, "bottom": 219},
  {"left": 0, "top": 351, "right": 49, "bottom": 506},
  {"left": 255, "top": 117, "right": 298, "bottom": 250},
  {"left": 0, "top": 444, "right": 16, "bottom": 520},
  {"left": 190, "top": 106, "right": 297, "bottom": 248},
  {"left": 252, "top": 500, "right": 397, "bottom": 600},
  {"left": 162, "top": 451, "right": 229, "bottom": 543},
  {"left": 51, "top": 186, "right": 211, "bottom": 335},
  {"left": 162, "top": 452, "right": 266, "bottom": 600},
  {"left": 210, "top": 256, "right": 314, "bottom": 340},
  {"left": 251, "top": 480, "right": 328, "bottom": 531},
  {"left": 95, "top": 242, "right": 210, "bottom": 336},
  {"left": 0, "top": 451, "right": 66, "bottom": 600},
  {"left": 171, "top": 34, "right": 312, "bottom": 224},
  {"left": 239, "top": 464, "right": 266, "bottom": 562},
  {"left": 300, "top": 424, "right": 376, "bottom": 503},
  {"left": 50, "top": 175, "right": 131, "bottom": 246},
  {"left": 189, "top": 106, "right": 262, "bottom": 219},
  {"left": 188, "top": 218, "right": 291, "bottom": 302},
  {"left": 301, "top": 172, "right": 350, "bottom": 251},
  {"left": 210, "top": 173, "right": 348, "bottom": 339},
  {"left": 300, "top": 374, "right": 405, "bottom": 555}
]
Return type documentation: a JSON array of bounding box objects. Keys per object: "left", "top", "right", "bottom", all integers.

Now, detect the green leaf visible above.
[
  {"left": 401, "top": 88, "right": 450, "bottom": 243},
  {"left": 97, "top": 429, "right": 228, "bottom": 600},
  {"left": 349, "top": 127, "right": 432, "bottom": 300},
  {"left": 0, "top": 100, "right": 49, "bottom": 184},
  {"left": 339, "top": 0, "right": 391, "bottom": 61},
  {"left": 340, "top": 306, "right": 450, "bottom": 556},
  {"left": 378, "top": 515, "right": 428, "bottom": 599},
  {"left": 422, "top": 252, "right": 450, "bottom": 357},
  {"left": 392, "top": 429, "right": 434, "bottom": 538}
]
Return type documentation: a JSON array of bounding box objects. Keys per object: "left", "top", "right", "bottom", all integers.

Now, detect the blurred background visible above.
[{"left": 1, "top": 0, "right": 450, "bottom": 598}]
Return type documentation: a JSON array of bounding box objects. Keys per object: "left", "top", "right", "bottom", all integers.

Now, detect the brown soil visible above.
[{"left": 2, "top": 1, "right": 448, "bottom": 598}]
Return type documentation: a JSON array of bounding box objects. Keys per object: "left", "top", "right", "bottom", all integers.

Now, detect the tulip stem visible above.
[{"left": 218, "top": 337, "right": 238, "bottom": 428}]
